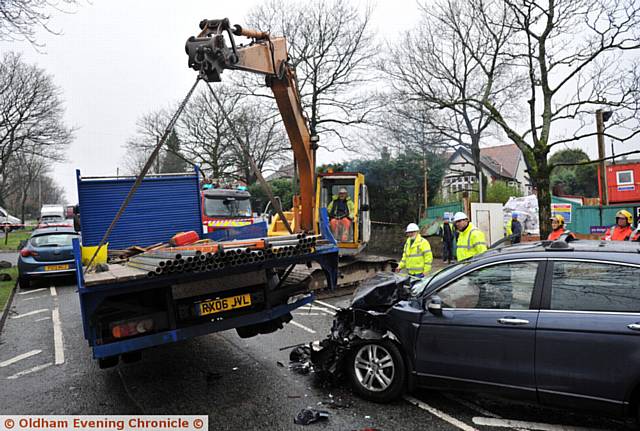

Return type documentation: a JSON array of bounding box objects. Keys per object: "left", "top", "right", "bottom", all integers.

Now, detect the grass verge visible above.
[
  {"left": 0, "top": 228, "right": 33, "bottom": 251},
  {"left": 0, "top": 267, "right": 18, "bottom": 312}
]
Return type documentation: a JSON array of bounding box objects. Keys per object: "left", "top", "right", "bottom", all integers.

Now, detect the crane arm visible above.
[{"left": 185, "top": 18, "right": 316, "bottom": 232}]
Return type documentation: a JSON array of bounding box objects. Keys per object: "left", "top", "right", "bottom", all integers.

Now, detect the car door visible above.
[
  {"left": 415, "top": 259, "right": 544, "bottom": 400},
  {"left": 536, "top": 259, "right": 640, "bottom": 415}
]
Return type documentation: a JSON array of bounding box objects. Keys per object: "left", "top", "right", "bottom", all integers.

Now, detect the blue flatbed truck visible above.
[{"left": 73, "top": 170, "right": 338, "bottom": 368}]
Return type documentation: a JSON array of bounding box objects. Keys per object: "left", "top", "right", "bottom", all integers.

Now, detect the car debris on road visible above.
[{"left": 293, "top": 407, "right": 330, "bottom": 425}]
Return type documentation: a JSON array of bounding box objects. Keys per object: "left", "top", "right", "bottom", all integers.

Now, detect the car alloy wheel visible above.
[{"left": 353, "top": 343, "right": 396, "bottom": 392}]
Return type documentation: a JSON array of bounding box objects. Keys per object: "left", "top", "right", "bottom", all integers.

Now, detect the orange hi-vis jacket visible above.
[{"left": 601, "top": 225, "right": 634, "bottom": 241}]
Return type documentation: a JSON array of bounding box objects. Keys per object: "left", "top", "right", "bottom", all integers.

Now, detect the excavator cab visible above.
[{"left": 315, "top": 172, "right": 370, "bottom": 255}]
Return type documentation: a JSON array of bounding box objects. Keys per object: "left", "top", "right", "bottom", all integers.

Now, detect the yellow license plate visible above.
[
  {"left": 198, "top": 293, "right": 252, "bottom": 316},
  {"left": 44, "top": 264, "right": 69, "bottom": 271}
]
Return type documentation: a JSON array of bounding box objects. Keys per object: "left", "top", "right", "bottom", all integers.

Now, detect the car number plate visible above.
[
  {"left": 44, "top": 264, "right": 69, "bottom": 271},
  {"left": 198, "top": 293, "right": 252, "bottom": 316}
]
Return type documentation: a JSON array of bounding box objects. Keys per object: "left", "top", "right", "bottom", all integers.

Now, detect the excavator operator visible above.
[{"left": 327, "top": 188, "right": 354, "bottom": 242}]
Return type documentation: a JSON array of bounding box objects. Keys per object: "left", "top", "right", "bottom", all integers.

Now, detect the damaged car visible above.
[{"left": 311, "top": 240, "right": 640, "bottom": 422}]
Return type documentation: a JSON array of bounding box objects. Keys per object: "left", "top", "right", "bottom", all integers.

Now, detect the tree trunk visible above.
[{"left": 534, "top": 152, "right": 552, "bottom": 239}]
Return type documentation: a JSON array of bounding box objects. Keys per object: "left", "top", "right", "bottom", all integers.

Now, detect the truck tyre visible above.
[
  {"left": 347, "top": 339, "right": 406, "bottom": 403},
  {"left": 98, "top": 356, "right": 119, "bottom": 369}
]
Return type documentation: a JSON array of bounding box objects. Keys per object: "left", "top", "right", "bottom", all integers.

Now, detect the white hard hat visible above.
[
  {"left": 452, "top": 212, "right": 468, "bottom": 222},
  {"left": 338, "top": 187, "right": 348, "bottom": 194},
  {"left": 406, "top": 223, "right": 420, "bottom": 233}
]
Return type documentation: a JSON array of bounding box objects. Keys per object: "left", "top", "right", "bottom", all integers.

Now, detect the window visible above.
[
  {"left": 550, "top": 261, "right": 640, "bottom": 313},
  {"left": 31, "top": 233, "right": 78, "bottom": 247},
  {"left": 204, "top": 197, "right": 252, "bottom": 218},
  {"left": 436, "top": 262, "right": 538, "bottom": 309},
  {"left": 617, "top": 170, "right": 634, "bottom": 185}
]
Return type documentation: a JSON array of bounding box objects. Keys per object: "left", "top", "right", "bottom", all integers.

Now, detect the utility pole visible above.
[
  {"left": 423, "top": 154, "right": 428, "bottom": 218},
  {"left": 596, "top": 109, "right": 612, "bottom": 205}
]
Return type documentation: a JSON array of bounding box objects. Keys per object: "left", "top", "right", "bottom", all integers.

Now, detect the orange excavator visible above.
[{"left": 185, "top": 19, "right": 393, "bottom": 289}]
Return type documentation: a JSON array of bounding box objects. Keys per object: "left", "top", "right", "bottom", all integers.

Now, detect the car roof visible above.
[
  {"left": 31, "top": 226, "right": 78, "bottom": 236},
  {"left": 473, "top": 240, "right": 640, "bottom": 264}
]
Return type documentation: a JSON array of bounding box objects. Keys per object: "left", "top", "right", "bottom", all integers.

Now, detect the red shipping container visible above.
[
  {"left": 170, "top": 231, "right": 200, "bottom": 246},
  {"left": 607, "top": 163, "right": 640, "bottom": 204}
]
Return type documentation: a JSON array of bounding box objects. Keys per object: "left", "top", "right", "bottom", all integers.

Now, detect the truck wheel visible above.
[
  {"left": 98, "top": 356, "right": 119, "bottom": 369},
  {"left": 18, "top": 277, "right": 30, "bottom": 290},
  {"left": 347, "top": 340, "right": 406, "bottom": 403}
]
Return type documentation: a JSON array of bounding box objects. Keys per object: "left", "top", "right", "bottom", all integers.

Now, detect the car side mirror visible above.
[
  {"left": 361, "top": 204, "right": 370, "bottom": 211},
  {"left": 426, "top": 295, "right": 443, "bottom": 316}
]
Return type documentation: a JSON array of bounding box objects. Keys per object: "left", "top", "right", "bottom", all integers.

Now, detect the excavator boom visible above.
[{"left": 185, "top": 18, "right": 315, "bottom": 232}]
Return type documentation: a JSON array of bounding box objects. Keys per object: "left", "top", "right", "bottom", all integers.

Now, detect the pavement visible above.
[{"left": 0, "top": 277, "right": 635, "bottom": 430}]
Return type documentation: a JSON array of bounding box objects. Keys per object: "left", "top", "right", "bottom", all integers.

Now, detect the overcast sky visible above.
[{"left": 0, "top": 0, "right": 421, "bottom": 204}]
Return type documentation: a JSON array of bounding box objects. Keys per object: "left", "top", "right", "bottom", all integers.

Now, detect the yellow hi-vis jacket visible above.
[
  {"left": 456, "top": 222, "right": 488, "bottom": 261},
  {"left": 504, "top": 219, "right": 513, "bottom": 237},
  {"left": 398, "top": 234, "right": 432, "bottom": 275}
]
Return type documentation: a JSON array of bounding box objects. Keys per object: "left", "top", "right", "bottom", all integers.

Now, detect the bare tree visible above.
[
  {"left": 0, "top": 52, "right": 73, "bottom": 205},
  {"left": 469, "top": 0, "right": 640, "bottom": 237},
  {"left": 0, "top": 0, "right": 80, "bottom": 47},
  {"left": 123, "top": 108, "right": 173, "bottom": 174},
  {"left": 5, "top": 150, "right": 47, "bottom": 221},
  {"left": 383, "top": 0, "right": 523, "bottom": 188},
  {"left": 244, "top": 0, "right": 379, "bottom": 150}
]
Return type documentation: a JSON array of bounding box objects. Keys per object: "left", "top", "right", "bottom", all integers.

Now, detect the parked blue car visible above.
[
  {"left": 18, "top": 226, "right": 79, "bottom": 289},
  {"left": 313, "top": 240, "right": 640, "bottom": 422}
]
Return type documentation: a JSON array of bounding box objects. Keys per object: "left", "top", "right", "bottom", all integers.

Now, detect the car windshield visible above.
[
  {"left": 41, "top": 215, "right": 65, "bottom": 223},
  {"left": 31, "top": 233, "right": 77, "bottom": 248},
  {"left": 410, "top": 262, "right": 468, "bottom": 296},
  {"left": 204, "top": 197, "right": 252, "bottom": 218}
]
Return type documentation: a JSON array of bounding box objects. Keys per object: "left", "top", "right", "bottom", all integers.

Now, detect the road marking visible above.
[
  {"left": 314, "top": 300, "right": 341, "bottom": 311},
  {"left": 290, "top": 321, "right": 316, "bottom": 334},
  {"left": 21, "top": 296, "right": 48, "bottom": 302},
  {"left": 50, "top": 286, "right": 57, "bottom": 297},
  {"left": 404, "top": 395, "right": 478, "bottom": 431},
  {"left": 7, "top": 362, "right": 53, "bottom": 379},
  {"left": 17, "top": 288, "right": 46, "bottom": 295},
  {"left": 52, "top": 307, "right": 65, "bottom": 365},
  {"left": 10, "top": 309, "right": 48, "bottom": 319},
  {"left": 35, "top": 317, "right": 51, "bottom": 322},
  {"left": 444, "top": 394, "right": 528, "bottom": 431},
  {"left": 0, "top": 350, "right": 42, "bottom": 367},
  {"left": 472, "top": 416, "right": 603, "bottom": 431},
  {"left": 293, "top": 312, "right": 323, "bottom": 316},
  {"left": 299, "top": 305, "right": 335, "bottom": 315}
]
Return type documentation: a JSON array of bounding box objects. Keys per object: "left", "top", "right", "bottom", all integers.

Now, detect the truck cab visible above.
[{"left": 201, "top": 188, "right": 258, "bottom": 234}]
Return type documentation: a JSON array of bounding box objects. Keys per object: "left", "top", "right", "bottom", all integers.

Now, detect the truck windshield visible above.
[{"left": 204, "top": 197, "right": 252, "bottom": 218}]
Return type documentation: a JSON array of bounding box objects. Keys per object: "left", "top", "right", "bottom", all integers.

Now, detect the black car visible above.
[
  {"left": 18, "top": 226, "right": 79, "bottom": 289},
  {"left": 312, "top": 240, "right": 640, "bottom": 422}
]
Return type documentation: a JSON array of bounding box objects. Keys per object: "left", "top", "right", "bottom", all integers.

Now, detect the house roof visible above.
[
  {"left": 445, "top": 144, "right": 521, "bottom": 180},
  {"left": 480, "top": 144, "right": 521, "bottom": 178}
]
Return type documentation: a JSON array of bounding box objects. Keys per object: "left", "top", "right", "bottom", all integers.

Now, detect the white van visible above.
[{"left": 40, "top": 204, "right": 66, "bottom": 224}]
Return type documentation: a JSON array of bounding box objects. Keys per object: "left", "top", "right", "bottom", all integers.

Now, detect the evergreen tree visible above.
[{"left": 160, "top": 130, "right": 187, "bottom": 173}]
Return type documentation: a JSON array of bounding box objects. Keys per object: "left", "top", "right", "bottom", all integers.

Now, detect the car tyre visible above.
[
  {"left": 347, "top": 339, "right": 406, "bottom": 402},
  {"left": 18, "top": 276, "right": 30, "bottom": 290}
]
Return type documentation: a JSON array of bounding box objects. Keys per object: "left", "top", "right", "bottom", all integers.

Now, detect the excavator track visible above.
[{"left": 282, "top": 254, "right": 396, "bottom": 293}]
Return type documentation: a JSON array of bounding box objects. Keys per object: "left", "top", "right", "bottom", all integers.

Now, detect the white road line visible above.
[
  {"left": 314, "top": 300, "right": 341, "bottom": 311},
  {"left": 52, "top": 307, "right": 65, "bottom": 365},
  {"left": 444, "top": 394, "right": 528, "bottom": 431},
  {"left": 290, "top": 320, "right": 316, "bottom": 334},
  {"left": 404, "top": 395, "right": 479, "bottom": 431},
  {"left": 7, "top": 362, "right": 53, "bottom": 379},
  {"left": 17, "top": 288, "right": 46, "bottom": 295},
  {"left": 50, "top": 286, "right": 57, "bottom": 297},
  {"left": 472, "top": 416, "right": 603, "bottom": 431},
  {"left": 0, "top": 350, "right": 42, "bottom": 367},
  {"left": 299, "top": 305, "right": 335, "bottom": 315},
  {"left": 35, "top": 317, "right": 51, "bottom": 322},
  {"left": 21, "top": 296, "right": 48, "bottom": 302},
  {"left": 293, "top": 312, "right": 323, "bottom": 316},
  {"left": 10, "top": 309, "right": 48, "bottom": 319}
]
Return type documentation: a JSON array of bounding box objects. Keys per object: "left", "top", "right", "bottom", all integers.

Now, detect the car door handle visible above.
[
  {"left": 498, "top": 317, "right": 529, "bottom": 325},
  {"left": 627, "top": 323, "right": 640, "bottom": 331}
]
